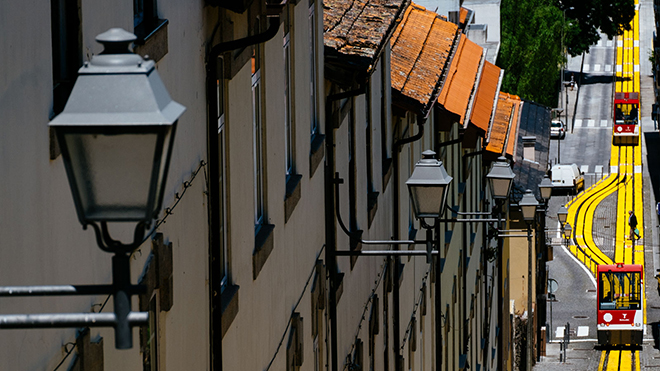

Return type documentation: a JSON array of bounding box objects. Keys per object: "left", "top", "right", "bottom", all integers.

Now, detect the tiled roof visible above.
[
  {"left": 486, "top": 92, "right": 520, "bottom": 156},
  {"left": 324, "top": 0, "right": 409, "bottom": 62},
  {"left": 390, "top": 3, "right": 458, "bottom": 112},
  {"left": 437, "top": 35, "right": 482, "bottom": 125},
  {"left": 469, "top": 60, "right": 501, "bottom": 132}
]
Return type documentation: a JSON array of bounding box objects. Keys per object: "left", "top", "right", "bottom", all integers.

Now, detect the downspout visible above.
[
  {"left": 205, "top": 3, "right": 285, "bottom": 370},
  {"left": 325, "top": 86, "right": 366, "bottom": 371},
  {"left": 392, "top": 115, "right": 424, "bottom": 370}
]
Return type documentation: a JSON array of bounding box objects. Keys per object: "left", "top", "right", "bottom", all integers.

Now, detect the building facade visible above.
[{"left": 0, "top": 0, "right": 548, "bottom": 370}]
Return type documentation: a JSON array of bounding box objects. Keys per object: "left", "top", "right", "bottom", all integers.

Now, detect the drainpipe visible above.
[
  {"left": 205, "top": 3, "right": 286, "bottom": 370},
  {"left": 325, "top": 86, "right": 366, "bottom": 371}
]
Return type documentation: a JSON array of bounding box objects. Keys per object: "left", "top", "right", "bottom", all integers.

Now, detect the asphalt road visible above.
[{"left": 537, "top": 0, "right": 660, "bottom": 368}]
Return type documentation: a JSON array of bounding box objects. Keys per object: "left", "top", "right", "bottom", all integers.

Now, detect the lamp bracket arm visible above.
[
  {"left": 435, "top": 218, "right": 504, "bottom": 223},
  {"left": 86, "top": 221, "right": 146, "bottom": 254},
  {"left": 497, "top": 234, "right": 530, "bottom": 238},
  {"left": 445, "top": 204, "right": 492, "bottom": 216},
  {"left": 334, "top": 171, "right": 421, "bottom": 248},
  {"left": 419, "top": 219, "right": 436, "bottom": 230}
]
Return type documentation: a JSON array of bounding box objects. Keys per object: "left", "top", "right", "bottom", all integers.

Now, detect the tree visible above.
[
  {"left": 499, "top": 0, "right": 564, "bottom": 106},
  {"left": 560, "top": 0, "right": 635, "bottom": 56},
  {"left": 498, "top": 0, "right": 635, "bottom": 106}
]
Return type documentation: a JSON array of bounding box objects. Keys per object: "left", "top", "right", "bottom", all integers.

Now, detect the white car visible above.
[
  {"left": 551, "top": 163, "right": 584, "bottom": 192},
  {"left": 551, "top": 120, "right": 566, "bottom": 139}
]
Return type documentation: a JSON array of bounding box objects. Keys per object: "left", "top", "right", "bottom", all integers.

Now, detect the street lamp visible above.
[
  {"left": 519, "top": 189, "right": 539, "bottom": 370},
  {"left": 563, "top": 222, "right": 572, "bottom": 241},
  {"left": 407, "top": 151, "right": 515, "bottom": 371},
  {"left": 557, "top": 205, "right": 569, "bottom": 225},
  {"left": 406, "top": 150, "right": 453, "bottom": 219},
  {"left": 406, "top": 150, "right": 452, "bottom": 370},
  {"left": 539, "top": 175, "right": 553, "bottom": 202},
  {"left": 487, "top": 156, "right": 516, "bottom": 200},
  {"left": 485, "top": 156, "right": 515, "bottom": 371},
  {"left": 0, "top": 28, "right": 185, "bottom": 350}
]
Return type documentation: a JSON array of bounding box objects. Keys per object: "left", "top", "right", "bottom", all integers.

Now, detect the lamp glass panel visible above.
[
  {"left": 490, "top": 178, "right": 512, "bottom": 199},
  {"left": 152, "top": 127, "right": 174, "bottom": 216},
  {"left": 540, "top": 185, "right": 552, "bottom": 200},
  {"left": 409, "top": 185, "right": 445, "bottom": 218},
  {"left": 521, "top": 205, "right": 536, "bottom": 221},
  {"left": 64, "top": 131, "right": 160, "bottom": 221},
  {"left": 557, "top": 211, "right": 568, "bottom": 224}
]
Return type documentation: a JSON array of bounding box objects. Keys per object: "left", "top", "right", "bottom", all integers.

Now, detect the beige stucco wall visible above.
[
  {"left": 221, "top": 1, "right": 328, "bottom": 370},
  {"left": 0, "top": 0, "right": 209, "bottom": 369}
]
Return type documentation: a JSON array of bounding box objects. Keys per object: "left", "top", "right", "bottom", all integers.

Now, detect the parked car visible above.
[
  {"left": 551, "top": 119, "right": 566, "bottom": 139},
  {"left": 550, "top": 163, "right": 584, "bottom": 192}
]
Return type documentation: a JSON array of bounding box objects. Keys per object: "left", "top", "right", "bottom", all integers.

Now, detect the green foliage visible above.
[
  {"left": 499, "top": 0, "right": 563, "bottom": 106},
  {"left": 498, "top": 0, "right": 635, "bottom": 106},
  {"left": 561, "top": 0, "right": 635, "bottom": 57}
]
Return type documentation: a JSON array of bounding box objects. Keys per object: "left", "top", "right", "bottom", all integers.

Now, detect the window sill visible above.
[
  {"left": 221, "top": 283, "right": 239, "bottom": 338},
  {"left": 134, "top": 18, "right": 169, "bottom": 63},
  {"left": 253, "top": 223, "right": 275, "bottom": 280},
  {"left": 309, "top": 133, "right": 325, "bottom": 178},
  {"left": 284, "top": 174, "right": 303, "bottom": 223}
]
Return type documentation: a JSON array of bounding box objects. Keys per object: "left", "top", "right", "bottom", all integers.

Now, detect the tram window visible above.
[
  {"left": 599, "top": 272, "right": 641, "bottom": 309},
  {"left": 615, "top": 104, "right": 639, "bottom": 125}
]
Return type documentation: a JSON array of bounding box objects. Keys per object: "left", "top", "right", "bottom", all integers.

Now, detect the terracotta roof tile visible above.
[
  {"left": 459, "top": 7, "right": 468, "bottom": 25},
  {"left": 469, "top": 60, "right": 500, "bottom": 132},
  {"left": 437, "top": 35, "right": 482, "bottom": 125},
  {"left": 390, "top": 3, "right": 458, "bottom": 110},
  {"left": 505, "top": 94, "right": 521, "bottom": 156},
  {"left": 324, "top": 0, "right": 409, "bottom": 60},
  {"left": 486, "top": 92, "right": 521, "bottom": 156}
]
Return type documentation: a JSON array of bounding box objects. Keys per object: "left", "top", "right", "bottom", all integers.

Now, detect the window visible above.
[
  {"left": 51, "top": 0, "right": 81, "bottom": 116},
  {"left": 253, "top": 44, "right": 265, "bottom": 228},
  {"left": 380, "top": 52, "right": 393, "bottom": 183},
  {"left": 349, "top": 106, "right": 357, "bottom": 232},
  {"left": 284, "top": 31, "right": 294, "bottom": 178},
  {"left": 286, "top": 313, "right": 304, "bottom": 371},
  {"left": 217, "top": 57, "right": 228, "bottom": 290},
  {"left": 309, "top": 0, "right": 319, "bottom": 137},
  {"left": 366, "top": 87, "right": 374, "bottom": 192},
  {"left": 133, "top": 0, "right": 169, "bottom": 62}
]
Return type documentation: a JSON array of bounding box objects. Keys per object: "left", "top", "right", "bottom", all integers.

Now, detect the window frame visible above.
[
  {"left": 284, "top": 31, "right": 295, "bottom": 178},
  {"left": 252, "top": 45, "right": 265, "bottom": 228},
  {"left": 309, "top": 1, "right": 319, "bottom": 138},
  {"left": 217, "top": 56, "right": 228, "bottom": 290}
]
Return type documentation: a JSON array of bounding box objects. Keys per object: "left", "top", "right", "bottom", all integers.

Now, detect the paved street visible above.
[{"left": 536, "top": 0, "right": 660, "bottom": 368}]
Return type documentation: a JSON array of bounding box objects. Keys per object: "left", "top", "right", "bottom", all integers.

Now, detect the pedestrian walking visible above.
[
  {"left": 628, "top": 210, "right": 639, "bottom": 240},
  {"left": 570, "top": 73, "right": 575, "bottom": 90}
]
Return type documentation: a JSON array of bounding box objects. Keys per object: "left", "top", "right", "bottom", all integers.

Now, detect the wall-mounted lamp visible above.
[
  {"left": 557, "top": 205, "right": 569, "bottom": 225},
  {"left": 486, "top": 156, "right": 516, "bottom": 200},
  {"left": 519, "top": 189, "right": 540, "bottom": 221},
  {"left": 0, "top": 28, "right": 185, "bottom": 349},
  {"left": 539, "top": 175, "right": 553, "bottom": 202},
  {"left": 406, "top": 150, "right": 453, "bottom": 219},
  {"left": 518, "top": 189, "right": 539, "bottom": 371}
]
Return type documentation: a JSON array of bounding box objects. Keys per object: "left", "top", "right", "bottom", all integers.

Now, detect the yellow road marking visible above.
[{"left": 607, "top": 350, "right": 620, "bottom": 371}]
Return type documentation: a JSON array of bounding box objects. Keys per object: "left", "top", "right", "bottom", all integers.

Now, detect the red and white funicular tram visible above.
[
  {"left": 597, "top": 263, "right": 643, "bottom": 346},
  {"left": 613, "top": 92, "right": 640, "bottom": 144}
]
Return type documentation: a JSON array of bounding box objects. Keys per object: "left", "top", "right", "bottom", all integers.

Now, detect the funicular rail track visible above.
[{"left": 557, "top": 1, "right": 644, "bottom": 368}]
